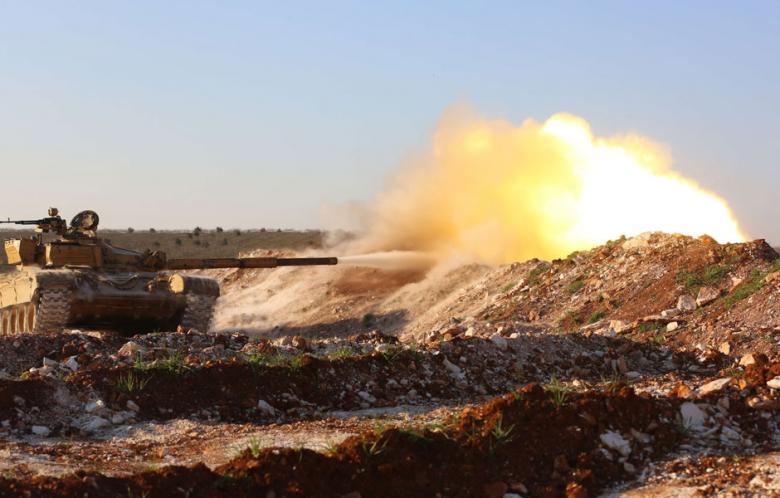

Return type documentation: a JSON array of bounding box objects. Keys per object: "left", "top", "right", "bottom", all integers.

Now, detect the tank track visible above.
[
  {"left": 180, "top": 294, "right": 216, "bottom": 332},
  {"left": 34, "top": 288, "right": 72, "bottom": 333},
  {"left": 0, "top": 288, "right": 71, "bottom": 335}
]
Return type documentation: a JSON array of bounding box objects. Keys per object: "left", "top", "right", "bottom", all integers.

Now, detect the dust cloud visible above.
[{"left": 332, "top": 106, "right": 746, "bottom": 265}]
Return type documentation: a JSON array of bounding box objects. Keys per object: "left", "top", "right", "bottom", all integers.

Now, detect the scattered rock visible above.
[
  {"left": 489, "top": 334, "right": 508, "bottom": 350},
  {"left": 767, "top": 376, "right": 780, "bottom": 389},
  {"left": 697, "top": 378, "right": 732, "bottom": 397},
  {"left": 609, "top": 320, "right": 632, "bottom": 334},
  {"left": 126, "top": 400, "right": 140, "bottom": 412},
  {"left": 31, "top": 425, "right": 50, "bottom": 437},
  {"left": 680, "top": 402, "right": 707, "bottom": 429},
  {"left": 696, "top": 286, "right": 720, "bottom": 307},
  {"left": 718, "top": 342, "right": 731, "bottom": 355},
  {"left": 677, "top": 295, "right": 697, "bottom": 312},
  {"left": 117, "top": 341, "right": 145, "bottom": 358},
  {"left": 257, "top": 400, "right": 277, "bottom": 416},
  {"left": 666, "top": 322, "right": 679, "bottom": 332},
  {"left": 599, "top": 431, "right": 631, "bottom": 457}
]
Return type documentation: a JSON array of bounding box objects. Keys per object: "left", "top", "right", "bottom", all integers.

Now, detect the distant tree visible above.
[
  {"left": 187, "top": 233, "right": 193, "bottom": 239},
  {"left": 260, "top": 228, "right": 266, "bottom": 233},
  {"left": 153, "top": 241, "right": 161, "bottom": 247},
  {"left": 234, "top": 229, "right": 242, "bottom": 236},
  {"left": 277, "top": 228, "right": 282, "bottom": 233},
  {"left": 216, "top": 226, "right": 224, "bottom": 233},
  {"left": 149, "top": 228, "right": 157, "bottom": 233},
  {"left": 193, "top": 227, "right": 202, "bottom": 236},
  {"left": 175, "top": 238, "right": 182, "bottom": 246},
  {"left": 203, "top": 241, "right": 210, "bottom": 248},
  {"left": 222, "top": 238, "right": 229, "bottom": 246},
  {"left": 127, "top": 227, "right": 135, "bottom": 233},
  {"left": 194, "top": 239, "right": 202, "bottom": 246}
]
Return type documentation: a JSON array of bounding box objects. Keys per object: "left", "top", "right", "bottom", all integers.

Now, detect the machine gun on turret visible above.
[{"left": 0, "top": 208, "right": 68, "bottom": 237}]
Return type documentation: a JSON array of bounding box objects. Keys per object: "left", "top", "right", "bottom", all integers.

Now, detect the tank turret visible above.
[{"left": 0, "top": 209, "right": 338, "bottom": 335}]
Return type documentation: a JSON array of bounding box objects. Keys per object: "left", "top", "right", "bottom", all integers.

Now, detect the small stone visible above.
[
  {"left": 767, "top": 376, "right": 780, "bottom": 389},
  {"left": 126, "top": 400, "right": 140, "bottom": 412},
  {"left": 677, "top": 295, "right": 697, "bottom": 311},
  {"left": 600, "top": 431, "right": 631, "bottom": 457},
  {"left": 609, "top": 320, "right": 632, "bottom": 334},
  {"left": 660, "top": 309, "right": 679, "bottom": 318},
  {"left": 666, "top": 322, "right": 679, "bottom": 332},
  {"left": 64, "top": 356, "right": 79, "bottom": 371},
  {"left": 625, "top": 371, "right": 641, "bottom": 380},
  {"left": 696, "top": 287, "right": 720, "bottom": 307},
  {"left": 42, "top": 357, "right": 57, "bottom": 367},
  {"left": 78, "top": 415, "right": 110, "bottom": 433},
  {"left": 623, "top": 462, "right": 636, "bottom": 473},
  {"left": 111, "top": 411, "right": 133, "bottom": 424},
  {"left": 357, "top": 391, "right": 376, "bottom": 404},
  {"left": 739, "top": 353, "right": 767, "bottom": 367},
  {"left": 85, "top": 399, "right": 106, "bottom": 414},
  {"left": 718, "top": 342, "right": 731, "bottom": 355},
  {"left": 442, "top": 358, "right": 463, "bottom": 376},
  {"left": 31, "top": 425, "right": 50, "bottom": 436},
  {"left": 680, "top": 402, "right": 707, "bottom": 429},
  {"left": 697, "top": 378, "right": 732, "bottom": 397},
  {"left": 257, "top": 400, "right": 276, "bottom": 416},
  {"left": 489, "top": 334, "right": 508, "bottom": 350},
  {"left": 503, "top": 494, "right": 523, "bottom": 498},
  {"left": 117, "top": 341, "right": 145, "bottom": 358}
]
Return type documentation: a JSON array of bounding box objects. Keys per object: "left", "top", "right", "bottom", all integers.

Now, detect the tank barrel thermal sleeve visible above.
[{"left": 164, "top": 257, "right": 338, "bottom": 270}]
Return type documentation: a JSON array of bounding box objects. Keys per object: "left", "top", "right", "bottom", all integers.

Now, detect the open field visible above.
[{"left": 3, "top": 233, "right": 780, "bottom": 496}]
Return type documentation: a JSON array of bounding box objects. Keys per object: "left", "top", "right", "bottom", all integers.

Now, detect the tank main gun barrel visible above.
[{"left": 163, "top": 256, "right": 338, "bottom": 270}]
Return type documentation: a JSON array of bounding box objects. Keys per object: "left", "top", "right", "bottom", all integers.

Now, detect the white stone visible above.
[
  {"left": 117, "top": 341, "right": 145, "bottom": 358},
  {"left": 64, "top": 357, "right": 79, "bottom": 371},
  {"left": 625, "top": 371, "right": 641, "bottom": 380},
  {"left": 697, "top": 378, "right": 732, "bottom": 397},
  {"left": 767, "top": 376, "right": 780, "bottom": 389},
  {"left": 111, "top": 411, "right": 134, "bottom": 424},
  {"left": 739, "top": 354, "right": 758, "bottom": 367},
  {"left": 31, "top": 425, "right": 50, "bottom": 437},
  {"left": 442, "top": 358, "right": 463, "bottom": 376},
  {"left": 680, "top": 402, "right": 707, "bottom": 429},
  {"left": 464, "top": 327, "right": 476, "bottom": 337},
  {"left": 600, "top": 431, "right": 631, "bottom": 457},
  {"left": 660, "top": 309, "right": 679, "bottom": 318},
  {"left": 666, "top": 322, "right": 679, "bottom": 332},
  {"left": 677, "top": 295, "right": 697, "bottom": 312},
  {"left": 85, "top": 399, "right": 106, "bottom": 414},
  {"left": 126, "top": 400, "right": 140, "bottom": 412},
  {"left": 42, "top": 357, "right": 57, "bottom": 367},
  {"left": 696, "top": 287, "right": 720, "bottom": 307},
  {"left": 609, "top": 320, "right": 632, "bottom": 334},
  {"left": 503, "top": 494, "right": 523, "bottom": 498},
  {"left": 357, "top": 391, "right": 376, "bottom": 404},
  {"left": 374, "top": 344, "right": 391, "bottom": 353},
  {"left": 489, "top": 334, "right": 508, "bottom": 350},
  {"left": 77, "top": 415, "right": 110, "bottom": 433},
  {"left": 257, "top": 400, "right": 276, "bottom": 416}
]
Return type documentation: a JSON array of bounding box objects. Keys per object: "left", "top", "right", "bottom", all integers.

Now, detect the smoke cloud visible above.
[{"left": 337, "top": 107, "right": 745, "bottom": 264}]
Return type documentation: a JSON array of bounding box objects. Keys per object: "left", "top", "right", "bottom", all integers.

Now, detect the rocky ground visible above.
[{"left": 3, "top": 233, "right": 780, "bottom": 496}]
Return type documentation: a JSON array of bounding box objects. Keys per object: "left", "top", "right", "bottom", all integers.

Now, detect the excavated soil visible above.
[{"left": 4, "top": 233, "right": 780, "bottom": 496}]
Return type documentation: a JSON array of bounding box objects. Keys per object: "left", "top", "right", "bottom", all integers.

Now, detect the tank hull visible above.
[{"left": 0, "top": 268, "right": 219, "bottom": 334}]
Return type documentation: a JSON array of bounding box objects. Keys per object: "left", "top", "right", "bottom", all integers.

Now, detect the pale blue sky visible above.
[{"left": 1, "top": 1, "right": 778, "bottom": 240}]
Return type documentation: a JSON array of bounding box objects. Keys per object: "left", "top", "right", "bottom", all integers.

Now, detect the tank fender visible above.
[
  {"left": 168, "top": 274, "right": 220, "bottom": 297},
  {"left": 34, "top": 270, "right": 78, "bottom": 289}
]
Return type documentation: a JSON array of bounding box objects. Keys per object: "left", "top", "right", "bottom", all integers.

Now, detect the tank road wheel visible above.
[
  {"left": 32, "top": 288, "right": 72, "bottom": 334},
  {"left": 180, "top": 294, "right": 217, "bottom": 332},
  {"left": 0, "top": 308, "right": 10, "bottom": 335}
]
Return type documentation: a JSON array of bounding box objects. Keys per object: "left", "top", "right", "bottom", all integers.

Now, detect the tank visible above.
[{"left": 0, "top": 209, "right": 338, "bottom": 335}]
